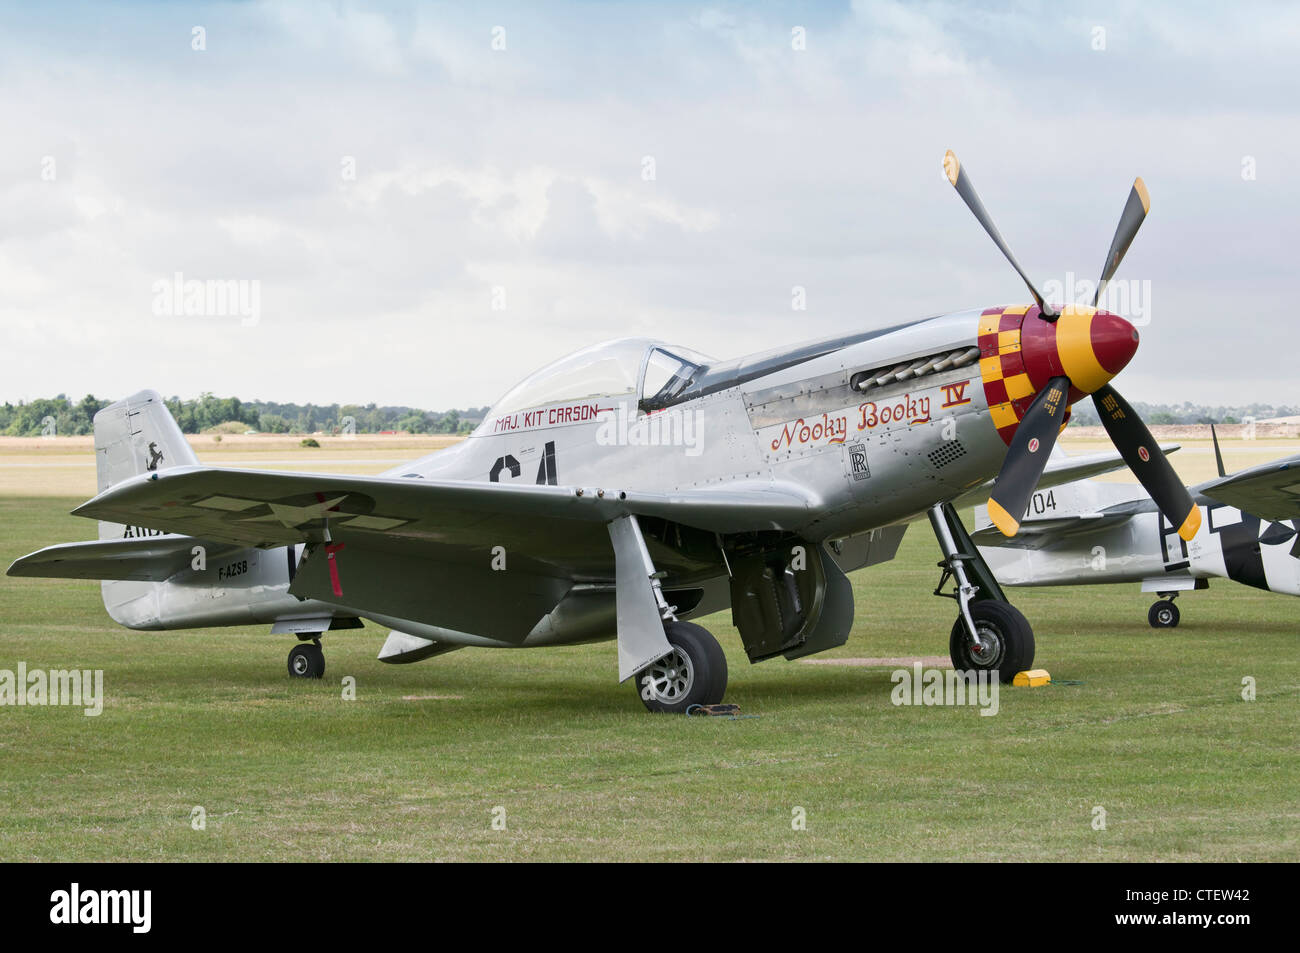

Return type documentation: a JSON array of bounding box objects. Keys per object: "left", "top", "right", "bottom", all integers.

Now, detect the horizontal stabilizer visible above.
[{"left": 7, "top": 535, "right": 239, "bottom": 582}]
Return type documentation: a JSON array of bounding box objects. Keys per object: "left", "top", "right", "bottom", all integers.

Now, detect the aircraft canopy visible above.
[{"left": 486, "top": 338, "right": 715, "bottom": 419}]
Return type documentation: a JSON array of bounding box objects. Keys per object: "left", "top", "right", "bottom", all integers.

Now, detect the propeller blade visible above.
[
  {"left": 986, "top": 376, "right": 1072, "bottom": 536},
  {"left": 1093, "top": 384, "right": 1201, "bottom": 540},
  {"left": 944, "top": 150, "right": 1057, "bottom": 320},
  {"left": 1092, "top": 177, "right": 1150, "bottom": 307}
]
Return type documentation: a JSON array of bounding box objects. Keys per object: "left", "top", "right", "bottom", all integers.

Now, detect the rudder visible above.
[
  {"left": 93, "top": 390, "right": 198, "bottom": 496},
  {"left": 91, "top": 390, "right": 198, "bottom": 626}
]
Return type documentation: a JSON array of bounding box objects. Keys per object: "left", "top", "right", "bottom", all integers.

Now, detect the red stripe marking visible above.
[{"left": 325, "top": 542, "right": 346, "bottom": 597}]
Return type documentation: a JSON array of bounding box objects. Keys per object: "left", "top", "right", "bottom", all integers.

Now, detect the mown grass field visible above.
[{"left": 0, "top": 437, "right": 1297, "bottom": 861}]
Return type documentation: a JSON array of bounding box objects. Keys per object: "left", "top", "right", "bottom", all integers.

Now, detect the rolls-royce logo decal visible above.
[{"left": 847, "top": 442, "right": 871, "bottom": 481}]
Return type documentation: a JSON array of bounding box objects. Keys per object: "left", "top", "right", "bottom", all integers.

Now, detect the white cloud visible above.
[{"left": 0, "top": 1, "right": 1296, "bottom": 411}]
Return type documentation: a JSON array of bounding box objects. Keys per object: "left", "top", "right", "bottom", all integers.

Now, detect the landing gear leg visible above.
[
  {"left": 608, "top": 514, "right": 729, "bottom": 712},
  {"left": 928, "top": 502, "right": 1034, "bottom": 682},
  {"left": 287, "top": 636, "right": 325, "bottom": 678},
  {"left": 1148, "top": 593, "right": 1181, "bottom": 628}
]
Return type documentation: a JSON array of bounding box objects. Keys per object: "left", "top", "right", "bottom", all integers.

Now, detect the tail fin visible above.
[
  {"left": 92, "top": 392, "right": 198, "bottom": 626},
  {"left": 93, "top": 390, "right": 198, "bottom": 496}
]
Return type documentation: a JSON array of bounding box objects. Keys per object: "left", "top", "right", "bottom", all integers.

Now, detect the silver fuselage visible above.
[{"left": 106, "top": 309, "right": 1013, "bottom": 645}]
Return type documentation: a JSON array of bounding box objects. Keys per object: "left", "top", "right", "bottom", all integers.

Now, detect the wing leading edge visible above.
[{"left": 69, "top": 466, "right": 819, "bottom": 557}]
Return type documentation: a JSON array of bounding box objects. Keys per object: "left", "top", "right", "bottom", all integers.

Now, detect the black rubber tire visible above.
[
  {"left": 634, "top": 621, "right": 727, "bottom": 713},
  {"left": 287, "top": 642, "right": 325, "bottom": 679},
  {"left": 948, "top": 600, "right": 1035, "bottom": 684},
  {"left": 1148, "top": 600, "right": 1180, "bottom": 628}
]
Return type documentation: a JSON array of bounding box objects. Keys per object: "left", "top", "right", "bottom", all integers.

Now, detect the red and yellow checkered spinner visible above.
[{"left": 977, "top": 303, "right": 1139, "bottom": 445}]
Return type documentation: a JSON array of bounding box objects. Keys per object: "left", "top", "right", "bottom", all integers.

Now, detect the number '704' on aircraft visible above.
[{"left": 8, "top": 151, "right": 1229, "bottom": 712}]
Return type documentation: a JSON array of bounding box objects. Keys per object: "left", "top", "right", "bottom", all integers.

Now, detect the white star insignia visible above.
[{"left": 240, "top": 496, "right": 351, "bottom": 529}]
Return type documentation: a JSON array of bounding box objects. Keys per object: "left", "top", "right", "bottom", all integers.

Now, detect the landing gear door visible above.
[{"left": 728, "top": 541, "right": 853, "bottom": 663}]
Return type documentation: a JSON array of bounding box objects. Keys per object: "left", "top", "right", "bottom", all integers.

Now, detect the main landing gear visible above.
[
  {"left": 635, "top": 620, "right": 728, "bottom": 713},
  {"left": 947, "top": 601, "right": 1035, "bottom": 678},
  {"left": 1148, "top": 593, "right": 1181, "bottom": 628},
  {"left": 929, "top": 502, "right": 1035, "bottom": 682},
  {"left": 287, "top": 636, "right": 326, "bottom": 678},
  {"left": 609, "top": 514, "right": 729, "bottom": 714}
]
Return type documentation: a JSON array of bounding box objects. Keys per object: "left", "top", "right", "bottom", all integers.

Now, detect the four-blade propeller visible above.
[{"left": 944, "top": 150, "right": 1201, "bottom": 542}]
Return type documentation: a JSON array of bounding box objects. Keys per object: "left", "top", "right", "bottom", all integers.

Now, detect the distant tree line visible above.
[
  {"left": 1067, "top": 400, "right": 1298, "bottom": 427},
  {"left": 5, "top": 393, "right": 1292, "bottom": 437},
  {"left": 0, "top": 393, "right": 488, "bottom": 437}
]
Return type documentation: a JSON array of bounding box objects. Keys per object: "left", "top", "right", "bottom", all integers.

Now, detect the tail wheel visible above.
[
  {"left": 288, "top": 642, "right": 325, "bottom": 679},
  {"left": 949, "top": 601, "right": 1035, "bottom": 684},
  {"left": 1148, "top": 600, "right": 1180, "bottom": 628},
  {"left": 635, "top": 621, "right": 727, "bottom": 713}
]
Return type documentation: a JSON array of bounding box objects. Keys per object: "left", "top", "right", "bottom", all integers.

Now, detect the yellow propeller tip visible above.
[
  {"left": 987, "top": 498, "right": 1020, "bottom": 537},
  {"left": 943, "top": 150, "right": 960, "bottom": 186},
  {"left": 1134, "top": 177, "right": 1151, "bottom": 213},
  {"left": 1177, "top": 504, "right": 1201, "bottom": 541}
]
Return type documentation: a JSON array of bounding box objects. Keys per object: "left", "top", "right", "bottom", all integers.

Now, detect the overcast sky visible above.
[{"left": 1, "top": 1, "right": 1296, "bottom": 410}]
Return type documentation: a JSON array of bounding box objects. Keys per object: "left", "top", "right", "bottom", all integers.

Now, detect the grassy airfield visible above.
[{"left": 0, "top": 434, "right": 1296, "bottom": 861}]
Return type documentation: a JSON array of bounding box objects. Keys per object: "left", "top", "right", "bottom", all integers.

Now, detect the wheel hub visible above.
[
  {"left": 642, "top": 648, "right": 694, "bottom": 702},
  {"left": 968, "top": 622, "right": 1005, "bottom": 669}
]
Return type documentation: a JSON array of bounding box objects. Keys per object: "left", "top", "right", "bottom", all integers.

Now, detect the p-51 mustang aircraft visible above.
[
  {"left": 973, "top": 427, "right": 1300, "bottom": 627},
  {"left": 8, "top": 152, "right": 1204, "bottom": 712}
]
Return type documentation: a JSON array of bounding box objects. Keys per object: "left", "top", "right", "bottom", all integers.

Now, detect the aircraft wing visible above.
[
  {"left": 65, "top": 465, "right": 818, "bottom": 569},
  {"left": 1037, "top": 442, "right": 1180, "bottom": 488},
  {"left": 1198, "top": 454, "right": 1300, "bottom": 521},
  {"left": 969, "top": 512, "right": 1137, "bottom": 549},
  {"left": 950, "top": 443, "right": 1180, "bottom": 509},
  {"left": 7, "top": 535, "right": 244, "bottom": 581}
]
